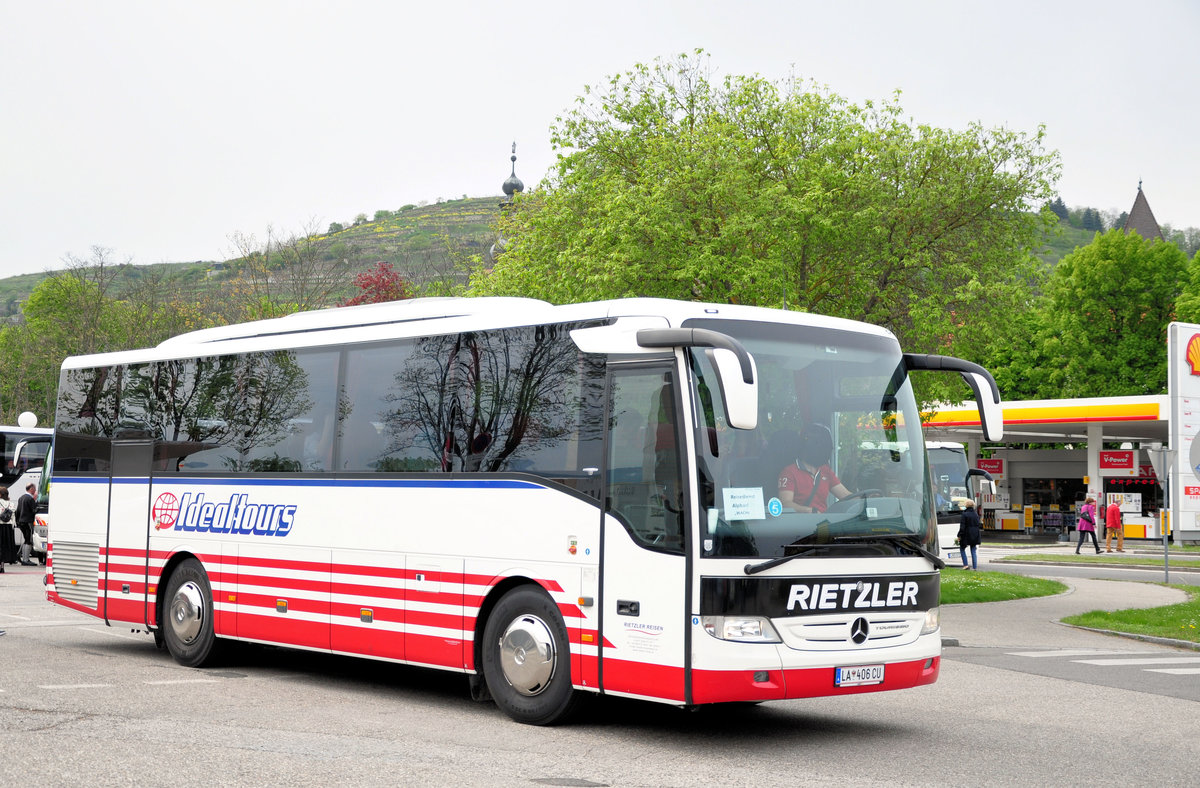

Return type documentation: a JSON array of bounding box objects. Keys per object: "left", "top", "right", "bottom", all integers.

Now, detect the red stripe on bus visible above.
[
  {"left": 101, "top": 579, "right": 150, "bottom": 595},
  {"left": 329, "top": 601, "right": 403, "bottom": 623},
  {"left": 331, "top": 624, "right": 405, "bottom": 660},
  {"left": 405, "top": 632, "right": 465, "bottom": 670},
  {"left": 105, "top": 596, "right": 149, "bottom": 624},
  {"left": 330, "top": 563, "right": 408, "bottom": 579},
  {"left": 405, "top": 608, "right": 467, "bottom": 631},
  {"left": 235, "top": 572, "right": 331, "bottom": 594},
  {"left": 46, "top": 591, "right": 101, "bottom": 617},
  {"left": 600, "top": 658, "right": 686, "bottom": 702},
  {"left": 690, "top": 656, "right": 940, "bottom": 703},
  {"left": 236, "top": 613, "right": 330, "bottom": 650}
]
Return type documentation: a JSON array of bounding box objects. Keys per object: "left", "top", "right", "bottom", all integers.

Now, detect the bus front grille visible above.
[{"left": 51, "top": 541, "right": 100, "bottom": 608}]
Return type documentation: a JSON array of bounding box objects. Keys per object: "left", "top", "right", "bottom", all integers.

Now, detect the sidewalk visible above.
[{"left": 941, "top": 540, "right": 1199, "bottom": 652}]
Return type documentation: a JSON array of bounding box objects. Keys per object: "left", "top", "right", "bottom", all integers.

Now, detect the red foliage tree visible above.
[{"left": 340, "top": 262, "right": 413, "bottom": 306}]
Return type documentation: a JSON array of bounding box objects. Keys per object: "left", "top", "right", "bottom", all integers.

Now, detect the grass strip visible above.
[
  {"left": 994, "top": 553, "right": 1200, "bottom": 569},
  {"left": 940, "top": 569, "right": 1066, "bottom": 604},
  {"left": 1063, "top": 585, "right": 1200, "bottom": 644}
]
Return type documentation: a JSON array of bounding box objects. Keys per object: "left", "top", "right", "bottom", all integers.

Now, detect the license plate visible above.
[{"left": 835, "top": 664, "right": 884, "bottom": 686}]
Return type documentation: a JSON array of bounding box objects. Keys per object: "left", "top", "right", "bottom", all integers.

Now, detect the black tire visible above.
[
  {"left": 482, "top": 586, "right": 578, "bottom": 725},
  {"left": 161, "top": 558, "right": 219, "bottom": 668}
]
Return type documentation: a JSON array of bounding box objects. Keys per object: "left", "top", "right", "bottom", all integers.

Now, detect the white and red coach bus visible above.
[{"left": 46, "top": 297, "right": 1002, "bottom": 724}]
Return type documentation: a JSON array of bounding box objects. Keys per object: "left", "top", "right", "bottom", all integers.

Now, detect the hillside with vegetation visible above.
[
  {"left": 0, "top": 196, "right": 503, "bottom": 319},
  {"left": 0, "top": 191, "right": 1192, "bottom": 327}
]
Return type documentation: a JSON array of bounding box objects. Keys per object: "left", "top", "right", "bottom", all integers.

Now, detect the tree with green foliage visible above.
[
  {"left": 1032, "top": 229, "right": 1188, "bottom": 397},
  {"left": 474, "top": 52, "right": 1060, "bottom": 364},
  {"left": 0, "top": 246, "right": 227, "bottom": 424},
  {"left": 1047, "top": 197, "right": 1069, "bottom": 222}
]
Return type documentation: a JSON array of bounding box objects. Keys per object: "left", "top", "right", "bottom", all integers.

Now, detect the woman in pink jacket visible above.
[{"left": 1075, "top": 496, "right": 1101, "bottom": 554}]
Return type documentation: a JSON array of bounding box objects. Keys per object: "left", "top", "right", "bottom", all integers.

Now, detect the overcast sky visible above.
[{"left": 3, "top": 0, "right": 1197, "bottom": 279}]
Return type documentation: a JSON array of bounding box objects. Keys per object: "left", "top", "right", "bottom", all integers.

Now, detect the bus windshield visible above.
[
  {"left": 928, "top": 443, "right": 970, "bottom": 521},
  {"left": 687, "top": 318, "right": 932, "bottom": 559}
]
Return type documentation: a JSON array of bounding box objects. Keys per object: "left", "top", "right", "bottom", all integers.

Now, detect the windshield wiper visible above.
[
  {"left": 743, "top": 546, "right": 821, "bottom": 575},
  {"left": 833, "top": 533, "right": 946, "bottom": 569}
]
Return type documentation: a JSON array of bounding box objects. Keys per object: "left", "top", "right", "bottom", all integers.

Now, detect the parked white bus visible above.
[{"left": 46, "top": 297, "right": 1002, "bottom": 724}]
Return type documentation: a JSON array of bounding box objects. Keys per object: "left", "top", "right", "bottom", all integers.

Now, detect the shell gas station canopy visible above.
[
  {"left": 919, "top": 321, "right": 1200, "bottom": 544},
  {"left": 922, "top": 396, "right": 1169, "bottom": 446}
]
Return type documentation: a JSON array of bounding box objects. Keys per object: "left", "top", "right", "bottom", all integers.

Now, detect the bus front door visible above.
[{"left": 599, "top": 365, "right": 688, "bottom": 704}]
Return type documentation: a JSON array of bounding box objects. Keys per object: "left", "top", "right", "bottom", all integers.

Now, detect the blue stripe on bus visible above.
[{"left": 56, "top": 476, "right": 544, "bottom": 490}]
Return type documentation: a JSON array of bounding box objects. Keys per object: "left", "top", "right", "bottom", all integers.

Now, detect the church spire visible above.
[{"left": 1123, "top": 181, "right": 1162, "bottom": 241}]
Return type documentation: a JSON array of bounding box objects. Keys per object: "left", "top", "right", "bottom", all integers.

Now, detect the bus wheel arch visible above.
[
  {"left": 159, "top": 554, "right": 219, "bottom": 668},
  {"left": 480, "top": 581, "right": 578, "bottom": 725}
]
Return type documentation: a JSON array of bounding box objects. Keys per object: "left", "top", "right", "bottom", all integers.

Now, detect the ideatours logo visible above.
[{"left": 152, "top": 491, "right": 296, "bottom": 537}]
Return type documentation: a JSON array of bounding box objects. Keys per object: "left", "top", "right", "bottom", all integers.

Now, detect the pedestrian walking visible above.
[
  {"left": 1105, "top": 496, "right": 1125, "bottom": 553},
  {"left": 15, "top": 483, "right": 37, "bottom": 566},
  {"left": 1075, "top": 496, "right": 1102, "bottom": 554},
  {"left": 957, "top": 499, "right": 982, "bottom": 569},
  {"left": 0, "top": 485, "right": 13, "bottom": 568}
]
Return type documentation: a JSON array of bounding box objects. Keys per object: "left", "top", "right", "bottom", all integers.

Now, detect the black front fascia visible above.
[{"left": 700, "top": 573, "right": 939, "bottom": 618}]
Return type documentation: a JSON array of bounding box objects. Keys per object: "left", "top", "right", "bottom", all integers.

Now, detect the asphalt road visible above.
[{"left": 1, "top": 559, "right": 1196, "bottom": 787}]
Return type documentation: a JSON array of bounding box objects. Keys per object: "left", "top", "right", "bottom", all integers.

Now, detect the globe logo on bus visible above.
[{"left": 152, "top": 492, "right": 180, "bottom": 530}]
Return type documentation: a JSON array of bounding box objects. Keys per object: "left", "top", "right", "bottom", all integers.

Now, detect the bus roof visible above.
[{"left": 61, "top": 296, "right": 899, "bottom": 369}]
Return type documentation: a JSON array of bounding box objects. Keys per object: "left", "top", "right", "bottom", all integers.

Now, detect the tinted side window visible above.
[
  {"left": 452, "top": 325, "right": 604, "bottom": 491},
  {"left": 147, "top": 350, "right": 339, "bottom": 473},
  {"left": 55, "top": 365, "right": 123, "bottom": 472},
  {"left": 340, "top": 338, "right": 446, "bottom": 472}
]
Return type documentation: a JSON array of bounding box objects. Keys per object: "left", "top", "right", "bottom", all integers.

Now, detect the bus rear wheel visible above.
[
  {"left": 482, "top": 586, "right": 578, "bottom": 725},
  {"left": 161, "top": 558, "right": 219, "bottom": 668}
]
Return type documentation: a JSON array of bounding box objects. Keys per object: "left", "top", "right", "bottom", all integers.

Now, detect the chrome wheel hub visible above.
[
  {"left": 169, "top": 581, "right": 205, "bottom": 645},
  {"left": 498, "top": 614, "right": 556, "bottom": 696}
]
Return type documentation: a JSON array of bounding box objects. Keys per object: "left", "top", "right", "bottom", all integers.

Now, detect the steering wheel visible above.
[{"left": 840, "top": 488, "right": 884, "bottom": 501}]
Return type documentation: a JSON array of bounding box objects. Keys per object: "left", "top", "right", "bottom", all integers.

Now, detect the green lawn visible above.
[
  {"left": 940, "top": 569, "right": 1066, "bottom": 604},
  {"left": 1063, "top": 586, "right": 1200, "bottom": 644},
  {"left": 994, "top": 553, "right": 1200, "bottom": 569}
]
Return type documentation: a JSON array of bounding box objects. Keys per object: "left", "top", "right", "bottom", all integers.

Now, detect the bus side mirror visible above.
[
  {"left": 965, "top": 467, "right": 995, "bottom": 498},
  {"left": 706, "top": 348, "right": 758, "bottom": 430},
  {"left": 960, "top": 371, "right": 1004, "bottom": 442}
]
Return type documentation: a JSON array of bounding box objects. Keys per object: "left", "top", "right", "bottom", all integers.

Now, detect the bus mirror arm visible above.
[
  {"left": 903, "top": 353, "right": 1004, "bottom": 442},
  {"left": 637, "top": 328, "right": 758, "bottom": 431},
  {"left": 637, "top": 328, "right": 754, "bottom": 384}
]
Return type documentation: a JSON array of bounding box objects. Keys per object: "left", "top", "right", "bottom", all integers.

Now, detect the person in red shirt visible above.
[
  {"left": 1104, "top": 497, "right": 1125, "bottom": 552},
  {"left": 778, "top": 424, "right": 853, "bottom": 513}
]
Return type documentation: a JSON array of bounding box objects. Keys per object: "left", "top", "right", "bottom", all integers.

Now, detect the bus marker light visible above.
[
  {"left": 578, "top": 596, "right": 593, "bottom": 607},
  {"left": 582, "top": 634, "right": 594, "bottom": 643},
  {"left": 276, "top": 600, "right": 288, "bottom": 613},
  {"left": 228, "top": 595, "right": 236, "bottom": 602},
  {"left": 360, "top": 609, "right": 374, "bottom": 623}
]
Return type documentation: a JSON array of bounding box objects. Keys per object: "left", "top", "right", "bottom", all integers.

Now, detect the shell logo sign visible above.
[{"left": 1187, "top": 334, "right": 1200, "bottom": 375}]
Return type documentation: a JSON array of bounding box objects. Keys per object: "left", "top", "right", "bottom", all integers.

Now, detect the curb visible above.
[{"left": 1061, "top": 624, "right": 1200, "bottom": 652}]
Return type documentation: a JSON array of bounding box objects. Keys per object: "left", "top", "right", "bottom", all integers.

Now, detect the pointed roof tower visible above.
[
  {"left": 1123, "top": 180, "right": 1163, "bottom": 241},
  {"left": 488, "top": 142, "right": 524, "bottom": 264}
]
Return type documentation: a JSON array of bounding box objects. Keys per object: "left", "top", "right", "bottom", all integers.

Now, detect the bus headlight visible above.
[
  {"left": 701, "top": 616, "right": 782, "bottom": 643},
  {"left": 921, "top": 607, "right": 940, "bottom": 635}
]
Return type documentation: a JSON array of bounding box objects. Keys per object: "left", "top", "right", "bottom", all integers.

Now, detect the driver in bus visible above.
[{"left": 778, "top": 423, "right": 854, "bottom": 514}]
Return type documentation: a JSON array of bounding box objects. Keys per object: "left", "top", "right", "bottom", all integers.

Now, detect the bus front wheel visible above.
[
  {"left": 161, "top": 558, "right": 218, "bottom": 668},
  {"left": 482, "top": 586, "right": 578, "bottom": 725}
]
